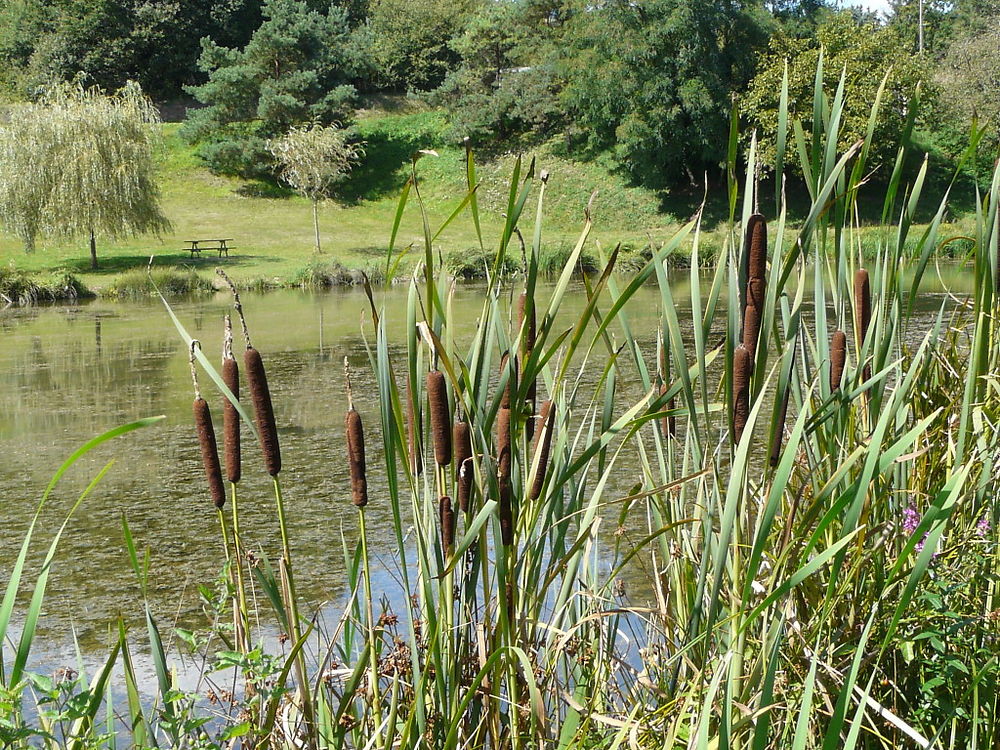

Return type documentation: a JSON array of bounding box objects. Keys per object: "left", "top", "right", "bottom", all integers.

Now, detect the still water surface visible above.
[{"left": 0, "top": 268, "right": 973, "bottom": 670}]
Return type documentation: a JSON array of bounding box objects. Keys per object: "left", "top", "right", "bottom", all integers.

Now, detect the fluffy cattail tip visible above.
[
  {"left": 244, "top": 347, "right": 281, "bottom": 476},
  {"left": 193, "top": 398, "right": 226, "bottom": 509},
  {"left": 346, "top": 408, "right": 367, "bottom": 508}
]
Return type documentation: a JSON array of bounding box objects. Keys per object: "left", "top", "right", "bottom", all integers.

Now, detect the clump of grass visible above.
[
  {"left": 104, "top": 266, "right": 211, "bottom": 298},
  {"left": 0, "top": 266, "right": 91, "bottom": 304},
  {"left": 444, "top": 247, "right": 519, "bottom": 279},
  {"left": 537, "top": 242, "right": 600, "bottom": 275},
  {"left": 292, "top": 258, "right": 377, "bottom": 288}
]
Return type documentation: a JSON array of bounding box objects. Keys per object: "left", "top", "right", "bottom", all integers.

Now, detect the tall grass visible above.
[{"left": 2, "top": 59, "right": 1000, "bottom": 750}]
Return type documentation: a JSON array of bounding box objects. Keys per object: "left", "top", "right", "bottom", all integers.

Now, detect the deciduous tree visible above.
[
  {"left": 268, "top": 122, "right": 364, "bottom": 253},
  {"left": 0, "top": 82, "right": 170, "bottom": 269}
]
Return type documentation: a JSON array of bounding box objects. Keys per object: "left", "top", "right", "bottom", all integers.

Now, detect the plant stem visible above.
[{"left": 358, "top": 508, "right": 384, "bottom": 748}]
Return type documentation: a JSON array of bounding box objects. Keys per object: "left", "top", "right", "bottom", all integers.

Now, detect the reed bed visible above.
[{"left": 3, "top": 59, "right": 1000, "bottom": 750}]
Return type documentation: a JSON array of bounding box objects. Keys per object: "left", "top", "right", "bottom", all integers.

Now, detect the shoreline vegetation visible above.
[{"left": 0, "top": 223, "right": 980, "bottom": 305}]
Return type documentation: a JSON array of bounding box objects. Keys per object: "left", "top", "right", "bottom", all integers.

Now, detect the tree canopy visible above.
[
  {"left": 181, "top": 0, "right": 369, "bottom": 179},
  {"left": 0, "top": 82, "right": 170, "bottom": 269},
  {"left": 742, "top": 11, "right": 931, "bottom": 173}
]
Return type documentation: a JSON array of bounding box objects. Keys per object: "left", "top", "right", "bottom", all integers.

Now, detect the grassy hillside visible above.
[
  {"left": 0, "top": 101, "right": 977, "bottom": 294},
  {"left": 0, "top": 103, "right": 678, "bottom": 291}
]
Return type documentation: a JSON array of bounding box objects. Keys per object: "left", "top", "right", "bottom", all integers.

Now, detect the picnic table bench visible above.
[{"left": 184, "top": 238, "right": 235, "bottom": 258}]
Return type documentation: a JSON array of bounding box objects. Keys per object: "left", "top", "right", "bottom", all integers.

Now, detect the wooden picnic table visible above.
[{"left": 184, "top": 238, "right": 235, "bottom": 258}]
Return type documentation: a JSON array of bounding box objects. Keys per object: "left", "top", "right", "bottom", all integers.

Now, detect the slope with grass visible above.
[{"left": 0, "top": 102, "right": 681, "bottom": 293}]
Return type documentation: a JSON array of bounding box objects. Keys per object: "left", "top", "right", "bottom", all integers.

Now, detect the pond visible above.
[{"left": 0, "top": 266, "right": 975, "bottom": 681}]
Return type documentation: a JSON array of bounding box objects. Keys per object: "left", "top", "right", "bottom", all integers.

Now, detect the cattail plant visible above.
[
  {"left": 244, "top": 347, "right": 281, "bottom": 476},
  {"left": 439, "top": 495, "right": 455, "bottom": 553},
  {"left": 427, "top": 369, "right": 451, "bottom": 466},
  {"left": 497, "top": 407, "right": 513, "bottom": 545},
  {"left": 830, "top": 329, "right": 847, "bottom": 391},
  {"left": 222, "top": 316, "right": 241, "bottom": 484},
  {"left": 743, "top": 278, "right": 765, "bottom": 364},
  {"left": 529, "top": 400, "right": 554, "bottom": 501},
  {"left": 733, "top": 344, "right": 751, "bottom": 444},
  {"left": 221, "top": 315, "right": 250, "bottom": 657},
  {"left": 217, "top": 268, "right": 311, "bottom": 731},
  {"left": 188, "top": 341, "right": 226, "bottom": 510},
  {"left": 499, "top": 352, "right": 516, "bottom": 410},
  {"left": 194, "top": 396, "right": 226, "bottom": 510},
  {"left": 454, "top": 418, "right": 473, "bottom": 512},
  {"left": 346, "top": 407, "right": 367, "bottom": 508},
  {"left": 854, "top": 269, "right": 872, "bottom": 381},
  {"left": 742, "top": 214, "right": 767, "bottom": 364}
]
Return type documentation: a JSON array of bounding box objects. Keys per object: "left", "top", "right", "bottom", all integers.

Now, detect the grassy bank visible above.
[{"left": 0, "top": 101, "right": 977, "bottom": 296}]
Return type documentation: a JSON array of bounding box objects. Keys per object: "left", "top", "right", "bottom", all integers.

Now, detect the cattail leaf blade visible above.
[{"left": 222, "top": 357, "right": 241, "bottom": 484}]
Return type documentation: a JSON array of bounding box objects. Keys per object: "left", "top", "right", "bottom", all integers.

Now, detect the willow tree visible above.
[
  {"left": 268, "top": 123, "right": 363, "bottom": 254},
  {"left": 0, "top": 82, "right": 170, "bottom": 269}
]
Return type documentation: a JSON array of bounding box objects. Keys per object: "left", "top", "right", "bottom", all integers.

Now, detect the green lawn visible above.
[
  {"left": 0, "top": 106, "right": 683, "bottom": 291},
  {"left": 0, "top": 103, "right": 974, "bottom": 293}
]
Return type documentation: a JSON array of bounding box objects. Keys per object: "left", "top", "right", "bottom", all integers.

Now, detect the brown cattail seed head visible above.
[
  {"left": 499, "top": 472, "right": 514, "bottom": 546},
  {"left": 743, "top": 278, "right": 765, "bottom": 364},
  {"left": 746, "top": 213, "right": 768, "bottom": 281},
  {"left": 518, "top": 292, "right": 538, "bottom": 436},
  {"left": 830, "top": 330, "right": 847, "bottom": 391},
  {"left": 497, "top": 406, "right": 514, "bottom": 545},
  {"left": 427, "top": 370, "right": 451, "bottom": 466},
  {"left": 346, "top": 408, "right": 367, "bottom": 507},
  {"left": 733, "top": 344, "right": 751, "bottom": 444},
  {"left": 244, "top": 347, "right": 281, "bottom": 476},
  {"left": 193, "top": 397, "right": 226, "bottom": 509},
  {"left": 454, "top": 421, "right": 473, "bottom": 512},
  {"left": 854, "top": 269, "right": 872, "bottom": 381},
  {"left": 529, "top": 400, "right": 554, "bottom": 501},
  {"left": 439, "top": 495, "right": 455, "bottom": 553},
  {"left": 499, "top": 353, "right": 517, "bottom": 410},
  {"left": 222, "top": 357, "right": 241, "bottom": 483},
  {"left": 406, "top": 377, "right": 423, "bottom": 476},
  {"left": 497, "top": 407, "right": 512, "bottom": 477}
]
